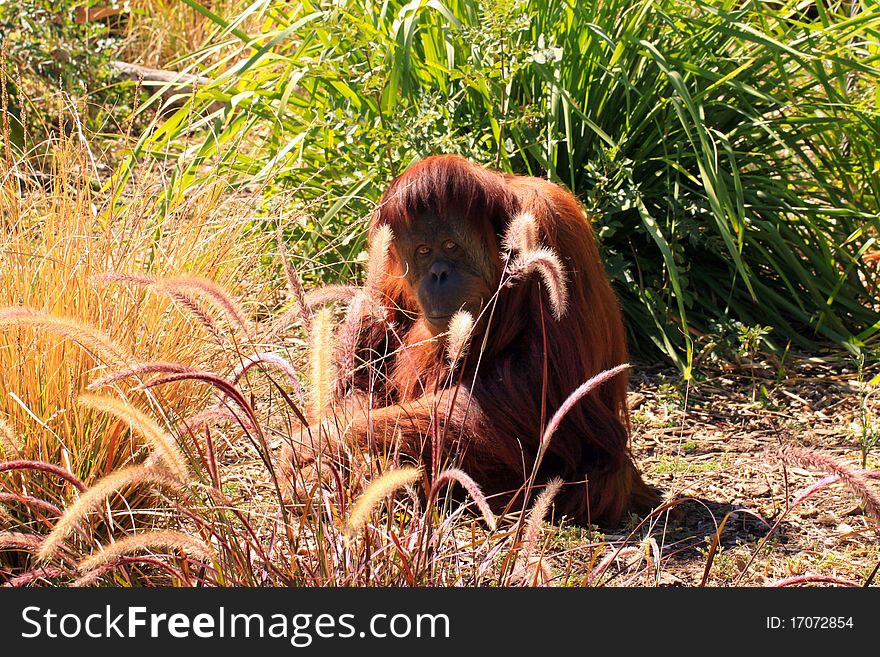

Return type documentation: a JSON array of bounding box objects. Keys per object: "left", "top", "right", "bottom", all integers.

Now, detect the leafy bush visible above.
[
  {"left": 1, "top": 1, "right": 120, "bottom": 87},
  {"left": 1, "top": 1, "right": 126, "bottom": 144},
  {"left": 132, "top": 0, "right": 880, "bottom": 371}
]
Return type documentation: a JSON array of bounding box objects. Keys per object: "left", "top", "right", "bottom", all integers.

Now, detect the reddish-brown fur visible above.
[{"left": 302, "top": 155, "right": 659, "bottom": 526}]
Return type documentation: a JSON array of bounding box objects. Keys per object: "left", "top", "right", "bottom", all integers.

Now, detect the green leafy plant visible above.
[
  {"left": 127, "top": 0, "right": 880, "bottom": 373},
  {"left": 1, "top": 1, "right": 120, "bottom": 86},
  {"left": 856, "top": 353, "right": 880, "bottom": 467},
  {"left": 0, "top": 0, "right": 133, "bottom": 150}
]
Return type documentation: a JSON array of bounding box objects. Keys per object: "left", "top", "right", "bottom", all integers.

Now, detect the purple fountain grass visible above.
[
  {"left": 733, "top": 451, "right": 880, "bottom": 585},
  {"left": 790, "top": 475, "right": 840, "bottom": 509},
  {"left": 508, "top": 364, "right": 630, "bottom": 559},
  {"left": 273, "top": 284, "right": 361, "bottom": 336},
  {"left": 159, "top": 276, "right": 251, "bottom": 335},
  {"left": 589, "top": 546, "right": 644, "bottom": 586},
  {"left": 0, "top": 460, "right": 86, "bottom": 491},
  {"left": 304, "top": 285, "right": 387, "bottom": 320},
  {"left": 0, "top": 492, "right": 63, "bottom": 517},
  {"left": 90, "top": 272, "right": 158, "bottom": 287},
  {"left": 230, "top": 351, "right": 306, "bottom": 406},
  {"left": 521, "top": 479, "right": 562, "bottom": 558},
  {"left": 430, "top": 467, "right": 496, "bottom": 531},
  {"left": 137, "top": 370, "right": 261, "bottom": 435},
  {"left": 164, "top": 289, "right": 224, "bottom": 337},
  {"left": 87, "top": 361, "right": 198, "bottom": 389},
  {"left": 0, "top": 531, "right": 44, "bottom": 551},
  {"left": 331, "top": 275, "right": 392, "bottom": 398},
  {"left": 3, "top": 566, "right": 65, "bottom": 588},
  {"left": 309, "top": 307, "right": 337, "bottom": 419},
  {"left": 93, "top": 272, "right": 252, "bottom": 336},
  {"left": 618, "top": 537, "right": 660, "bottom": 587},
  {"left": 775, "top": 448, "right": 880, "bottom": 523},
  {"left": 182, "top": 407, "right": 240, "bottom": 430},
  {"left": 505, "top": 247, "right": 569, "bottom": 320}
]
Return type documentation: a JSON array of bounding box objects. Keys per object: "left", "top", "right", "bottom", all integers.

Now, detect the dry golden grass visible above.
[
  {"left": 0, "top": 134, "right": 272, "bottom": 483},
  {"left": 119, "top": 0, "right": 253, "bottom": 69}
]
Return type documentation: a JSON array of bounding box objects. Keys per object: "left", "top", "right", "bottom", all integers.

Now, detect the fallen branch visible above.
[{"left": 109, "top": 61, "right": 225, "bottom": 112}]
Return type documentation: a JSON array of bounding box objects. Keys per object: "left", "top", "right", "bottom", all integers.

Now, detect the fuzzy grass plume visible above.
[
  {"left": 506, "top": 248, "right": 569, "bottom": 320},
  {"left": 92, "top": 273, "right": 252, "bottom": 337},
  {"left": 430, "top": 467, "right": 495, "bottom": 530},
  {"left": 77, "top": 394, "right": 191, "bottom": 483},
  {"left": 87, "top": 362, "right": 198, "bottom": 390},
  {"left": 540, "top": 364, "right": 630, "bottom": 455},
  {"left": 75, "top": 530, "right": 214, "bottom": 586},
  {"left": 0, "top": 532, "right": 43, "bottom": 551},
  {"left": 344, "top": 466, "right": 421, "bottom": 538},
  {"left": 365, "top": 224, "right": 393, "bottom": 297},
  {"left": 501, "top": 211, "right": 567, "bottom": 321},
  {"left": 0, "top": 492, "right": 63, "bottom": 517},
  {"left": 3, "top": 567, "right": 66, "bottom": 588},
  {"left": 37, "top": 465, "right": 187, "bottom": 561},
  {"left": 160, "top": 276, "right": 252, "bottom": 336},
  {"left": 512, "top": 478, "right": 563, "bottom": 586},
  {"left": 304, "top": 285, "right": 359, "bottom": 308},
  {"left": 445, "top": 310, "right": 474, "bottom": 368},
  {"left": 309, "top": 306, "right": 337, "bottom": 419},
  {"left": 775, "top": 448, "right": 880, "bottom": 524},
  {"left": 502, "top": 211, "right": 539, "bottom": 253}
]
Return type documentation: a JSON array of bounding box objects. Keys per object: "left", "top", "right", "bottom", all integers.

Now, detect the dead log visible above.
[
  {"left": 109, "top": 60, "right": 225, "bottom": 113},
  {"left": 75, "top": 6, "right": 125, "bottom": 24}
]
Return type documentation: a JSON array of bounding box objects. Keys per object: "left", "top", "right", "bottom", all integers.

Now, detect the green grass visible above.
[{"left": 654, "top": 455, "right": 726, "bottom": 475}]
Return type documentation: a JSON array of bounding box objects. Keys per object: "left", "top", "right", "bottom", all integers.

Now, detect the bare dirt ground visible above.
[{"left": 625, "top": 355, "right": 880, "bottom": 586}]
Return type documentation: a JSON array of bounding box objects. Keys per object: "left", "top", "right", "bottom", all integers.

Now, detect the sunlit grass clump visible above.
[
  {"left": 0, "top": 129, "right": 284, "bottom": 583},
  {"left": 0, "top": 135, "right": 266, "bottom": 467}
]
